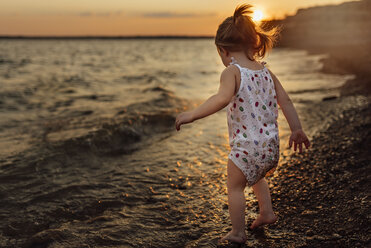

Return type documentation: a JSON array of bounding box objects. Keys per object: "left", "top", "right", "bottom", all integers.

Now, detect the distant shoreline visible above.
[{"left": 0, "top": 35, "right": 214, "bottom": 40}]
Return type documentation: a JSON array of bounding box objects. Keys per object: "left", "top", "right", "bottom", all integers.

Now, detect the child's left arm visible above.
[{"left": 175, "top": 66, "right": 236, "bottom": 131}]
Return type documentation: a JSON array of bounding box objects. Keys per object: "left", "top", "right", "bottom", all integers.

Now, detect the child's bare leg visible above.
[
  {"left": 220, "top": 159, "right": 247, "bottom": 243},
  {"left": 250, "top": 177, "right": 277, "bottom": 229}
]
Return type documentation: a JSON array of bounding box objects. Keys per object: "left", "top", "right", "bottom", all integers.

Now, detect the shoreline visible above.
[
  {"left": 275, "top": 43, "right": 371, "bottom": 98},
  {"left": 305, "top": 44, "right": 371, "bottom": 97}
]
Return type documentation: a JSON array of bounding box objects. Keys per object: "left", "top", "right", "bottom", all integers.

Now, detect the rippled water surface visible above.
[{"left": 0, "top": 39, "right": 355, "bottom": 247}]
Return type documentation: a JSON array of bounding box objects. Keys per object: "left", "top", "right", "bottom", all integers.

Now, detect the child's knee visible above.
[{"left": 227, "top": 180, "right": 246, "bottom": 192}]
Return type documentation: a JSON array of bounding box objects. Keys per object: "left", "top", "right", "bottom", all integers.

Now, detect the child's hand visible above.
[
  {"left": 289, "top": 129, "right": 311, "bottom": 153},
  {"left": 175, "top": 111, "right": 194, "bottom": 131}
]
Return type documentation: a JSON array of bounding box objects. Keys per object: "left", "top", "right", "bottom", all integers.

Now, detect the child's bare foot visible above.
[
  {"left": 250, "top": 212, "right": 277, "bottom": 229},
  {"left": 219, "top": 230, "right": 247, "bottom": 244}
]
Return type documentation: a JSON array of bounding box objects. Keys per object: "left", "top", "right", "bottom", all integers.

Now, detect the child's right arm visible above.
[
  {"left": 175, "top": 66, "right": 236, "bottom": 131},
  {"left": 268, "top": 68, "right": 311, "bottom": 153}
]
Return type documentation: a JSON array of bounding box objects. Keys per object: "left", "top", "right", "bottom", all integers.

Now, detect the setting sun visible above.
[{"left": 252, "top": 9, "right": 264, "bottom": 22}]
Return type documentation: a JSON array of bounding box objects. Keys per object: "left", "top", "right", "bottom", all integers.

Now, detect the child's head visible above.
[{"left": 215, "top": 4, "right": 281, "bottom": 62}]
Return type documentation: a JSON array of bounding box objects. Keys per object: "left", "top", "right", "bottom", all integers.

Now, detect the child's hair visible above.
[{"left": 215, "top": 4, "right": 282, "bottom": 61}]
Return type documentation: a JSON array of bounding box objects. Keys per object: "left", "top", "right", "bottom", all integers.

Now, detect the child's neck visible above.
[
  {"left": 229, "top": 51, "right": 256, "bottom": 63},
  {"left": 229, "top": 51, "right": 263, "bottom": 69}
]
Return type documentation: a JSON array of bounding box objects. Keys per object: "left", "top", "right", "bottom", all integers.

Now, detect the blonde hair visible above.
[{"left": 215, "top": 4, "right": 282, "bottom": 61}]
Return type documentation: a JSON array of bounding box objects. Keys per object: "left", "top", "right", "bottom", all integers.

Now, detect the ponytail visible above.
[
  {"left": 255, "top": 28, "right": 276, "bottom": 59},
  {"left": 233, "top": 4, "right": 253, "bottom": 26},
  {"left": 215, "top": 4, "right": 282, "bottom": 60}
]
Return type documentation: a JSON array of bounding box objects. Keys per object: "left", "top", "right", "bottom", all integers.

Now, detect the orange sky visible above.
[{"left": 0, "top": 0, "right": 359, "bottom": 36}]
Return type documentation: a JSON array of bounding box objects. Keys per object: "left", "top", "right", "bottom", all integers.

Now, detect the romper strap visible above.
[{"left": 231, "top": 63, "right": 242, "bottom": 71}]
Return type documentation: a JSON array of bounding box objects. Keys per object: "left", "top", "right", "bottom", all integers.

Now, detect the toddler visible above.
[{"left": 175, "top": 4, "right": 310, "bottom": 244}]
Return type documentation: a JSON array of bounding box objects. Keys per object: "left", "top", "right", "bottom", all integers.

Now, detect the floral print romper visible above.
[{"left": 227, "top": 58, "right": 279, "bottom": 186}]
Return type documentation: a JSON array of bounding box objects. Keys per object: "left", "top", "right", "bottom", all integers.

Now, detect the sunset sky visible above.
[{"left": 0, "top": 0, "right": 359, "bottom": 36}]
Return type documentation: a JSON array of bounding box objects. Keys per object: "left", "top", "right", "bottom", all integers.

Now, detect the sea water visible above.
[{"left": 0, "top": 39, "right": 355, "bottom": 247}]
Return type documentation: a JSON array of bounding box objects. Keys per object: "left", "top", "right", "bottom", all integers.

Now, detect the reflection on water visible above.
[{"left": 0, "top": 39, "right": 355, "bottom": 247}]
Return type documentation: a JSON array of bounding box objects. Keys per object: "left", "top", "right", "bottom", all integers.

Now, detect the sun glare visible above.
[{"left": 252, "top": 10, "right": 264, "bottom": 22}]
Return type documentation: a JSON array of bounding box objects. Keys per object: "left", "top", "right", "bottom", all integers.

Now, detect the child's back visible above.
[{"left": 227, "top": 58, "right": 279, "bottom": 186}]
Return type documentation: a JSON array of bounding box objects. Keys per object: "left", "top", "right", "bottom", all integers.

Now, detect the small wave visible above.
[
  {"left": 121, "top": 74, "right": 158, "bottom": 83},
  {"left": 48, "top": 92, "right": 190, "bottom": 156},
  {"left": 25, "top": 225, "right": 80, "bottom": 248},
  {"left": 0, "top": 57, "right": 31, "bottom": 68},
  {"left": 0, "top": 57, "right": 14, "bottom": 65},
  {"left": 156, "top": 69, "right": 177, "bottom": 78},
  {"left": 75, "top": 94, "right": 115, "bottom": 102},
  {"left": 120, "top": 70, "right": 177, "bottom": 84},
  {"left": 0, "top": 90, "right": 29, "bottom": 111},
  {"left": 49, "top": 122, "right": 142, "bottom": 156},
  {"left": 63, "top": 74, "right": 89, "bottom": 86},
  {"left": 199, "top": 70, "right": 218, "bottom": 75},
  {"left": 142, "top": 85, "right": 173, "bottom": 93},
  {"left": 287, "top": 86, "right": 340, "bottom": 95}
]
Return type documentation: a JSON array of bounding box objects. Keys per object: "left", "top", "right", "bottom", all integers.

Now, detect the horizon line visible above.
[{"left": 0, "top": 35, "right": 216, "bottom": 39}]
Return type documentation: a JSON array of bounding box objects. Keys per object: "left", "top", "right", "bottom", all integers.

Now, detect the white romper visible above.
[{"left": 227, "top": 57, "right": 280, "bottom": 186}]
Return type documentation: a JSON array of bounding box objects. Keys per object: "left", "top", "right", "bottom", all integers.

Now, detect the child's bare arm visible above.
[
  {"left": 175, "top": 66, "right": 237, "bottom": 131},
  {"left": 268, "top": 68, "right": 311, "bottom": 153},
  {"left": 268, "top": 69, "right": 302, "bottom": 131}
]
